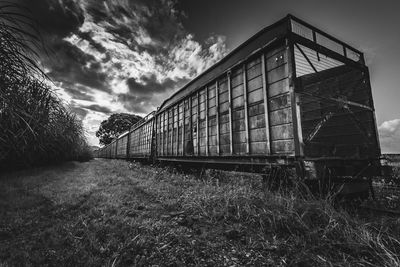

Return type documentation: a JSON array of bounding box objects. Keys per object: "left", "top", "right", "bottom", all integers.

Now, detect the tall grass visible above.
[
  {"left": 0, "top": 2, "right": 91, "bottom": 170},
  {"left": 133, "top": 165, "right": 400, "bottom": 266}
]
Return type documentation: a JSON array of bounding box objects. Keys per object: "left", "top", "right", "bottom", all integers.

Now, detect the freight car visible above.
[{"left": 96, "top": 14, "right": 381, "bottom": 196}]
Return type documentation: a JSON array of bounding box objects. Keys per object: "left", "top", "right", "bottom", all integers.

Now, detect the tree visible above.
[{"left": 96, "top": 113, "right": 142, "bottom": 146}]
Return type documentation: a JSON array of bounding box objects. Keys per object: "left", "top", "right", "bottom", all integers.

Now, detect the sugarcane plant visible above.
[{"left": 0, "top": 1, "right": 91, "bottom": 170}]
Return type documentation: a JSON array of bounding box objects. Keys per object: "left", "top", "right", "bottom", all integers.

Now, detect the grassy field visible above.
[{"left": 1, "top": 159, "right": 399, "bottom": 266}]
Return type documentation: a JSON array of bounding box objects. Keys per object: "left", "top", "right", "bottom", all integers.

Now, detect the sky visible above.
[{"left": 19, "top": 0, "right": 400, "bottom": 153}]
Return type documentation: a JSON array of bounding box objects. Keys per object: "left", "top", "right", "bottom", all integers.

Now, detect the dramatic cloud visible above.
[
  {"left": 23, "top": 0, "right": 228, "bottom": 145},
  {"left": 23, "top": 0, "right": 84, "bottom": 37},
  {"left": 378, "top": 119, "right": 400, "bottom": 153},
  {"left": 62, "top": 83, "right": 95, "bottom": 102},
  {"left": 81, "top": 104, "right": 112, "bottom": 114}
]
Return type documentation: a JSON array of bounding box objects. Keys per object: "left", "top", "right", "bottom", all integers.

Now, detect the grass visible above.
[{"left": 1, "top": 159, "right": 399, "bottom": 266}]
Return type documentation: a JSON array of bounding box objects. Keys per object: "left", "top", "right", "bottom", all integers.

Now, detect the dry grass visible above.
[{"left": 1, "top": 159, "right": 399, "bottom": 266}]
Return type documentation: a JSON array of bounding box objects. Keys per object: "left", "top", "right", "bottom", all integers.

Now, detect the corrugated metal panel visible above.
[
  {"left": 266, "top": 46, "right": 294, "bottom": 154},
  {"left": 295, "top": 44, "right": 344, "bottom": 77},
  {"left": 128, "top": 118, "right": 154, "bottom": 158},
  {"left": 116, "top": 135, "right": 127, "bottom": 158}
]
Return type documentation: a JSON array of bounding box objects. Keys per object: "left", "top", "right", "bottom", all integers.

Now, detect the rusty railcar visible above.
[{"left": 97, "top": 15, "right": 381, "bottom": 194}]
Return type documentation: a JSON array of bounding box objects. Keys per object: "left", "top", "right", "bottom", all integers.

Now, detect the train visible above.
[{"left": 95, "top": 14, "right": 381, "bottom": 197}]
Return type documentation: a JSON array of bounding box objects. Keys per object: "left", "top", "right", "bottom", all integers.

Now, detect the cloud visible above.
[
  {"left": 62, "top": 83, "right": 95, "bottom": 102},
  {"left": 64, "top": 0, "right": 228, "bottom": 109},
  {"left": 81, "top": 111, "right": 110, "bottom": 146},
  {"left": 378, "top": 119, "right": 400, "bottom": 153},
  {"left": 82, "top": 104, "right": 112, "bottom": 114},
  {"left": 117, "top": 94, "right": 150, "bottom": 114},
  {"left": 24, "top": 0, "right": 84, "bottom": 37},
  {"left": 126, "top": 74, "right": 188, "bottom": 95},
  {"left": 22, "top": 0, "right": 228, "bottom": 145},
  {"left": 46, "top": 39, "right": 110, "bottom": 92},
  {"left": 69, "top": 106, "right": 89, "bottom": 120}
]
